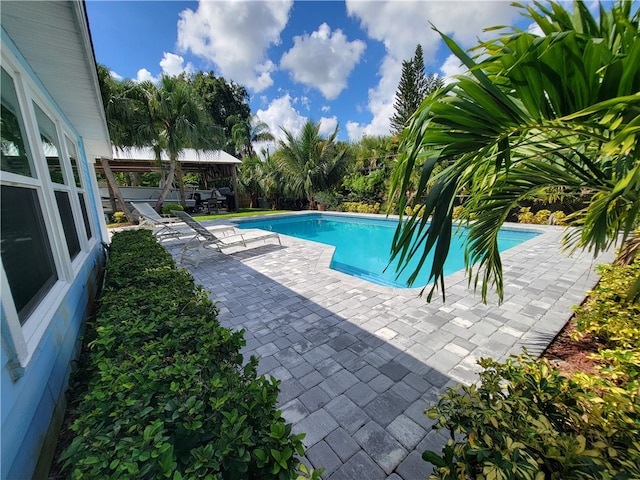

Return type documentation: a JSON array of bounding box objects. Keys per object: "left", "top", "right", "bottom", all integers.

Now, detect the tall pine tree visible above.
[{"left": 390, "top": 44, "right": 443, "bottom": 134}]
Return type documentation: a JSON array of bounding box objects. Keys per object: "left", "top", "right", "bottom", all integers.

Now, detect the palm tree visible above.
[
  {"left": 390, "top": 1, "right": 639, "bottom": 302},
  {"left": 141, "top": 76, "right": 218, "bottom": 211},
  {"left": 237, "top": 156, "right": 264, "bottom": 207},
  {"left": 227, "top": 115, "right": 275, "bottom": 159},
  {"left": 275, "top": 121, "right": 352, "bottom": 209}
]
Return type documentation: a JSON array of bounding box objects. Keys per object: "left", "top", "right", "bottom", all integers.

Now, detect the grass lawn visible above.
[
  {"left": 195, "top": 208, "right": 290, "bottom": 221},
  {"left": 106, "top": 208, "right": 291, "bottom": 228}
]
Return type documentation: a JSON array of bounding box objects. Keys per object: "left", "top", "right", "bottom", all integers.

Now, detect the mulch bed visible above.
[{"left": 541, "top": 318, "right": 603, "bottom": 377}]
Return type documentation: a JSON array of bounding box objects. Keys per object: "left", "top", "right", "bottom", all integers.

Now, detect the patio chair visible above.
[
  {"left": 171, "top": 210, "right": 281, "bottom": 267},
  {"left": 133, "top": 203, "right": 237, "bottom": 244},
  {"left": 132, "top": 202, "right": 186, "bottom": 243}
]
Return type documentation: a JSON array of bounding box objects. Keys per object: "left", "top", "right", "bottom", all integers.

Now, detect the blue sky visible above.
[{"left": 86, "top": 1, "right": 537, "bottom": 145}]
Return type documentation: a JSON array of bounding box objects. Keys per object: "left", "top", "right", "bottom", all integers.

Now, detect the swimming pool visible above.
[{"left": 237, "top": 214, "right": 539, "bottom": 288}]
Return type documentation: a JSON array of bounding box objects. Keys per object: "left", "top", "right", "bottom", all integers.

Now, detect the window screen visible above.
[{"left": 1, "top": 185, "right": 58, "bottom": 323}]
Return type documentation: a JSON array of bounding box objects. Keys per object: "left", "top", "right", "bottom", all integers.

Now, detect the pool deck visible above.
[{"left": 160, "top": 212, "right": 614, "bottom": 479}]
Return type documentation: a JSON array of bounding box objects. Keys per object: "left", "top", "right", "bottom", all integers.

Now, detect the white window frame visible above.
[{"left": 1, "top": 48, "right": 96, "bottom": 370}]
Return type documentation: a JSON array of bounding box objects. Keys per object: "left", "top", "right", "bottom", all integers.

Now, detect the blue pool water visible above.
[{"left": 237, "top": 214, "right": 539, "bottom": 288}]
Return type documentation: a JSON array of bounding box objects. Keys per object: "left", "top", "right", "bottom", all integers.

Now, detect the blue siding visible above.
[{"left": 1, "top": 247, "right": 104, "bottom": 480}]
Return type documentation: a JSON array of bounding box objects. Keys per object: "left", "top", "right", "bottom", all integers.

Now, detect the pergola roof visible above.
[{"left": 99, "top": 147, "right": 242, "bottom": 174}]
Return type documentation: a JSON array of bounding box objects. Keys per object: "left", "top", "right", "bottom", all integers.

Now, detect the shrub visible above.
[
  {"left": 423, "top": 257, "right": 640, "bottom": 479},
  {"left": 341, "top": 201, "right": 381, "bottom": 214},
  {"left": 112, "top": 211, "right": 127, "bottom": 223},
  {"left": 405, "top": 204, "right": 427, "bottom": 218},
  {"left": 572, "top": 260, "right": 640, "bottom": 390},
  {"left": 315, "top": 191, "right": 343, "bottom": 209},
  {"left": 162, "top": 203, "right": 183, "bottom": 215},
  {"left": 58, "top": 229, "right": 320, "bottom": 479},
  {"left": 517, "top": 207, "right": 568, "bottom": 225},
  {"left": 424, "top": 354, "right": 640, "bottom": 480},
  {"left": 548, "top": 210, "right": 567, "bottom": 225},
  {"left": 574, "top": 261, "right": 640, "bottom": 350}
]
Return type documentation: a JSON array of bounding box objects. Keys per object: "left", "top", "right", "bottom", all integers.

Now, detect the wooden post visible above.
[
  {"left": 230, "top": 164, "right": 239, "bottom": 212},
  {"left": 100, "top": 157, "right": 134, "bottom": 223}
]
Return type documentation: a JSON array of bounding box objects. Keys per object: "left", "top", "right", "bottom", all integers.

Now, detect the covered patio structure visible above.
[{"left": 95, "top": 147, "right": 242, "bottom": 217}]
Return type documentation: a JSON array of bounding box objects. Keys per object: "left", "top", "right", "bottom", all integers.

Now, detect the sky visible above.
[{"left": 86, "top": 0, "right": 539, "bottom": 148}]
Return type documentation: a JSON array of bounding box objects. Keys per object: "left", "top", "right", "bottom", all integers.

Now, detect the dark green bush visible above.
[
  {"left": 162, "top": 203, "right": 183, "bottom": 215},
  {"left": 423, "top": 258, "right": 640, "bottom": 479},
  {"left": 59, "top": 229, "right": 318, "bottom": 479},
  {"left": 424, "top": 355, "right": 640, "bottom": 480}
]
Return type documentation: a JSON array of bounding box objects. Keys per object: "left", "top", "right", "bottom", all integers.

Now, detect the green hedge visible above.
[
  {"left": 424, "top": 259, "right": 640, "bottom": 479},
  {"left": 59, "top": 229, "right": 318, "bottom": 479}
]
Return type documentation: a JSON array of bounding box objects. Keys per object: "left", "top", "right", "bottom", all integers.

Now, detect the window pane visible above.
[
  {"left": 55, "top": 190, "right": 81, "bottom": 259},
  {"left": 1, "top": 68, "right": 34, "bottom": 177},
  {"left": 1, "top": 185, "right": 58, "bottom": 324},
  {"left": 34, "top": 103, "right": 65, "bottom": 184},
  {"left": 78, "top": 192, "right": 93, "bottom": 240},
  {"left": 65, "top": 136, "right": 82, "bottom": 188}
]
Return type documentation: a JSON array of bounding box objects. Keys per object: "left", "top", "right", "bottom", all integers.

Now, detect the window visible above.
[
  {"left": 34, "top": 102, "right": 65, "bottom": 185},
  {"left": 66, "top": 136, "right": 93, "bottom": 240},
  {"left": 55, "top": 190, "right": 81, "bottom": 259},
  {"left": 34, "top": 102, "right": 83, "bottom": 258},
  {"left": 78, "top": 192, "right": 93, "bottom": 240},
  {"left": 1, "top": 48, "right": 101, "bottom": 361},
  {"left": 1, "top": 186, "right": 58, "bottom": 324},
  {"left": 1, "top": 67, "right": 35, "bottom": 177}
]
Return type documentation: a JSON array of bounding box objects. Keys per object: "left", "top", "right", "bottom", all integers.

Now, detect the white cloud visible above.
[
  {"left": 280, "top": 23, "right": 366, "bottom": 100},
  {"left": 440, "top": 53, "right": 467, "bottom": 82},
  {"left": 159, "top": 52, "right": 194, "bottom": 77},
  {"left": 318, "top": 116, "right": 339, "bottom": 136},
  {"left": 136, "top": 68, "right": 157, "bottom": 83},
  {"left": 527, "top": 21, "right": 545, "bottom": 37},
  {"left": 345, "top": 55, "right": 400, "bottom": 141},
  {"left": 345, "top": 0, "right": 521, "bottom": 139},
  {"left": 110, "top": 70, "right": 123, "bottom": 81},
  {"left": 321, "top": 105, "right": 331, "bottom": 113},
  {"left": 254, "top": 94, "right": 307, "bottom": 144},
  {"left": 176, "top": 0, "right": 292, "bottom": 92}
]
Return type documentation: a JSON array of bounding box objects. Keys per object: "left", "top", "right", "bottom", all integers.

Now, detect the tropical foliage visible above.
[
  {"left": 390, "top": 0, "right": 640, "bottom": 302},
  {"left": 424, "top": 255, "right": 640, "bottom": 479},
  {"left": 58, "top": 230, "right": 320, "bottom": 479},
  {"left": 274, "top": 120, "right": 353, "bottom": 209}
]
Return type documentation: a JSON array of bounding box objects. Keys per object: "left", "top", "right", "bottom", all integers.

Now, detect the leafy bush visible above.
[
  {"left": 424, "top": 355, "right": 640, "bottom": 480},
  {"left": 517, "top": 207, "right": 567, "bottom": 225},
  {"left": 405, "top": 204, "right": 427, "bottom": 218},
  {"left": 162, "top": 203, "right": 183, "bottom": 215},
  {"left": 573, "top": 261, "right": 640, "bottom": 350},
  {"left": 341, "top": 201, "right": 381, "bottom": 214},
  {"left": 314, "top": 191, "right": 343, "bottom": 209},
  {"left": 342, "top": 169, "right": 386, "bottom": 203},
  {"left": 112, "top": 211, "right": 127, "bottom": 223},
  {"left": 58, "top": 229, "right": 319, "bottom": 479},
  {"left": 572, "top": 260, "right": 640, "bottom": 390},
  {"left": 424, "top": 258, "right": 640, "bottom": 479}
]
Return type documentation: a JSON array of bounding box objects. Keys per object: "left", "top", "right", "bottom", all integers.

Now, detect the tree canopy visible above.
[
  {"left": 391, "top": 44, "right": 444, "bottom": 134},
  {"left": 390, "top": 0, "right": 640, "bottom": 302},
  {"left": 275, "top": 120, "right": 353, "bottom": 208}
]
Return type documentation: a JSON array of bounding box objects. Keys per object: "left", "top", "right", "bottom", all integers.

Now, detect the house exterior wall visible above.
[{"left": 1, "top": 26, "right": 108, "bottom": 480}]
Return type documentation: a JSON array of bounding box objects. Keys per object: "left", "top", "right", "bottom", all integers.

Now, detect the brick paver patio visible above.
[{"left": 161, "top": 213, "right": 613, "bottom": 479}]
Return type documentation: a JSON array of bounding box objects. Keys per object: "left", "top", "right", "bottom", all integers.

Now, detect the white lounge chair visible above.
[
  {"left": 132, "top": 202, "right": 187, "bottom": 243},
  {"left": 171, "top": 210, "right": 281, "bottom": 267},
  {"left": 133, "top": 203, "right": 236, "bottom": 244}
]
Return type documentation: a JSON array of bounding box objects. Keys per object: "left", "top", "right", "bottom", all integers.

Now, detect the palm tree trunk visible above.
[
  {"left": 176, "top": 162, "right": 186, "bottom": 208},
  {"left": 100, "top": 157, "right": 134, "bottom": 223},
  {"left": 155, "top": 156, "right": 176, "bottom": 212}
]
